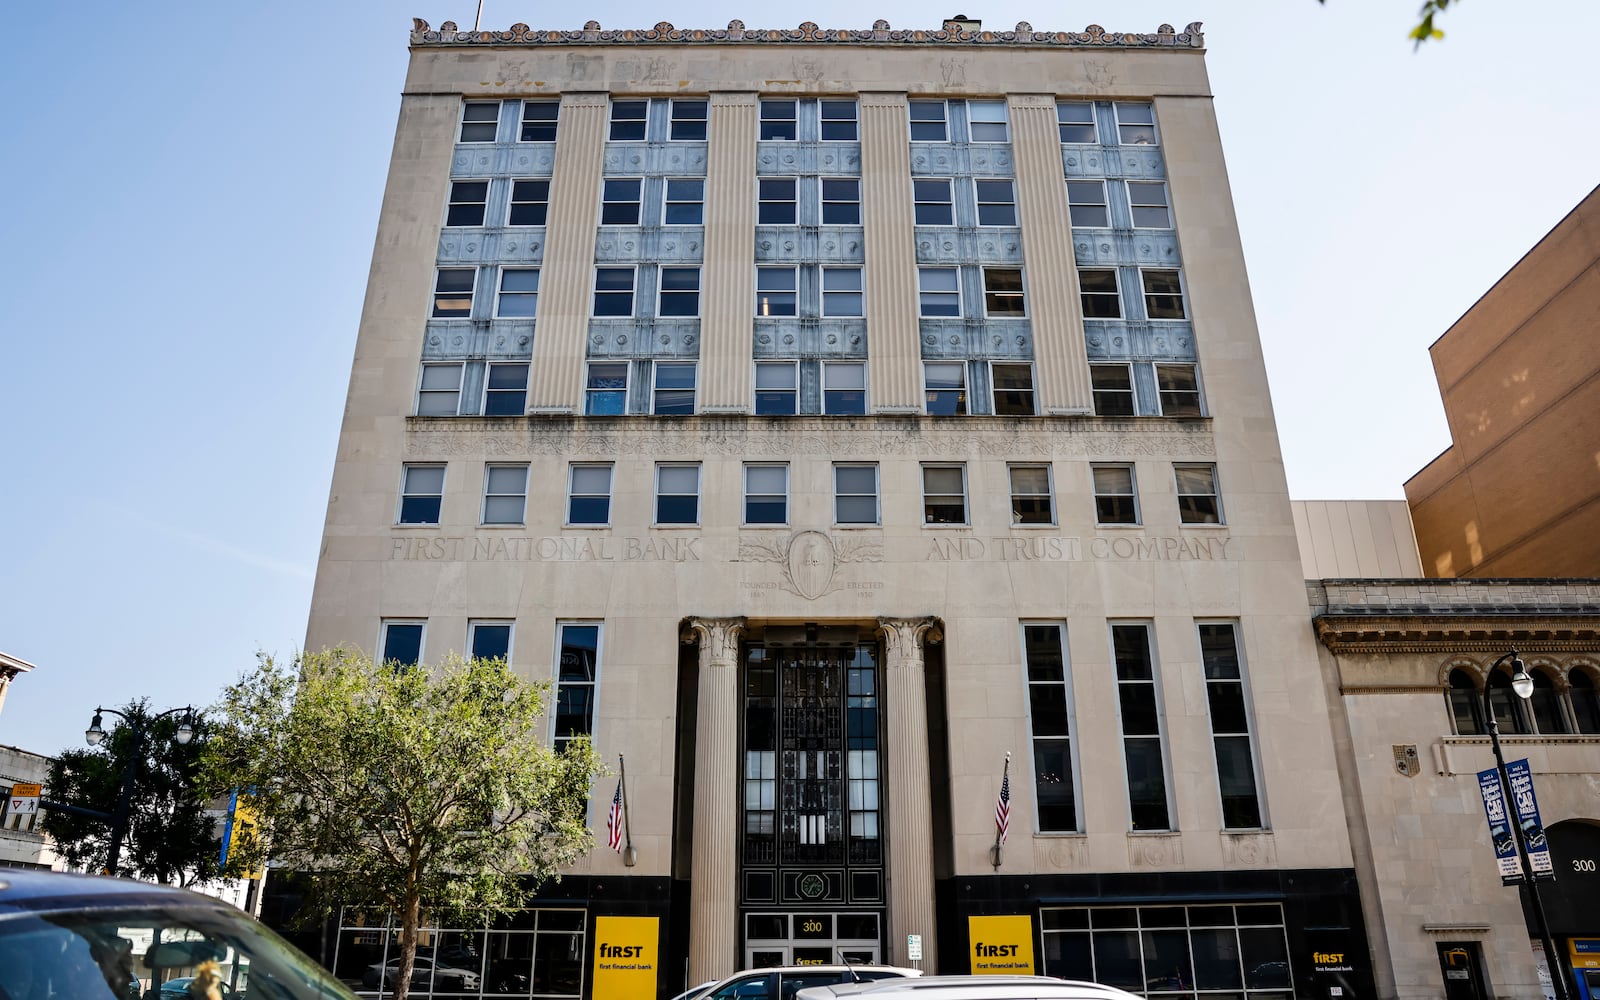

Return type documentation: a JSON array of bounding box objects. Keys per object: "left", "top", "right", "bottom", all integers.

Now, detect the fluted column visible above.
[
  {"left": 1009, "top": 93, "right": 1093, "bottom": 414},
  {"left": 528, "top": 92, "right": 608, "bottom": 413},
  {"left": 859, "top": 92, "right": 922, "bottom": 413},
  {"left": 878, "top": 616, "right": 941, "bottom": 971},
  {"left": 683, "top": 616, "right": 746, "bottom": 982},
  {"left": 699, "top": 92, "right": 758, "bottom": 412}
]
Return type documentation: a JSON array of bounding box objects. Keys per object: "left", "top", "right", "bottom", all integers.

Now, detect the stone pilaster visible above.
[
  {"left": 878, "top": 616, "right": 941, "bottom": 970},
  {"left": 699, "top": 93, "right": 758, "bottom": 412},
  {"left": 682, "top": 616, "right": 746, "bottom": 982},
  {"left": 859, "top": 92, "right": 922, "bottom": 413}
]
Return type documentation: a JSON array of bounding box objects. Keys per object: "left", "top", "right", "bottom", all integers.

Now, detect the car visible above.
[
  {"left": 0, "top": 868, "right": 356, "bottom": 1000},
  {"left": 669, "top": 980, "right": 719, "bottom": 1000},
  {"left": 698, "top": 963, "right": 923, "bottom": 1000},
  {"left": 361, "top": 955, "right": 481, "bottom": 992},
  {"left": 794, "top": 976, "right": 1147, "bottom": 1000},
  {"left": 158, "top": 975, "right": 240, "bottom": 998}
]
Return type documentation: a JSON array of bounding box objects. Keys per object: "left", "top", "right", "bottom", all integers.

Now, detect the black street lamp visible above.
[
  {"left": 1480, "top": 651, "right": 1569, "bottom": 1000},
  {"left": 84, "top": 705, "right": 196, "bottom": 878}
]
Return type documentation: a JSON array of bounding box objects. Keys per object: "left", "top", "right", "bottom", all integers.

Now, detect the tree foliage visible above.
[
  {"left": 42, "top": 700, "right": 221, "bottom": 886},
  {"left": 202, "top": 650, "right": 602, "bottom": 1000},
  {"left": 1318, "top": 0, "right": 1460, "bottom": 46}
]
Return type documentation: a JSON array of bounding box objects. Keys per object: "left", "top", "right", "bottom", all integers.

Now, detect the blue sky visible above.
[{"left": 3, "top": 0, "right": 1597, "bottom": 755}]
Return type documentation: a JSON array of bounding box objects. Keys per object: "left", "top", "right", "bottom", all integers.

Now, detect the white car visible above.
[
  {"left": 794, "top": 975, "right": 1147, "bottom": 1000},
  {"left": 699, "top": 963, "right": 922, "bottom": 999},
  {"left": 670, "top": 980, "right": 718, "bottom": 1000}
]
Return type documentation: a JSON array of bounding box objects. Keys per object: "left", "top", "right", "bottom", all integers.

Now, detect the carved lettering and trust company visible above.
[{"left": 391, "top": 530, "right": 1232, "bottom": 600}]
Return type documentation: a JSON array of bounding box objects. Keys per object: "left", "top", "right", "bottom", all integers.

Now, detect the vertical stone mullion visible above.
[
  {"left": 683, "top": 616, "right": 746, "bottom": 982},
  {"left": 879, "top": 616, "right": 941, "bottom": 970},
  {"left": 1011, "top": 93, "right": 1093, "bottom": 414},
  {"left": 528, "top": 92, "right": 608, "bottom": 413},
  {"left": 860, "top": 92, "right": 922, "bottom": 413},
  {"left": 700, "top": 92, "right": 758, "bottom": 412}
]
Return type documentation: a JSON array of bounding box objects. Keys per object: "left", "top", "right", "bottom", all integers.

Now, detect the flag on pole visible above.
[
  {"left": 995, "top": 759, "right": 1012, "bottom": 844},
  {"left": 606, "top": 779, "right": 625, "bottom": 853}
]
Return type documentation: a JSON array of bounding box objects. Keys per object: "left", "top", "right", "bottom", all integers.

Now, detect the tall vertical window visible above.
[
  {"left": 432, "top": 268, "right": 475, "bottom": 318},
  {"left": 608, "top": 100, "right": 648, "bottom": 140},
  {"left": 918, "top": 267, "right": 961, "bottom": 317},
  {"left": 1024, "top": 623, "right": 1078, "bottom": 833},
  {"left": 820, "top": 100, "right": 859, "bottom": 140},
  {"left": 821, "top": 178, "right": 862, "bottom": 225},
  {"left": 468, "top": 621, "right": 512, "bottom": 663},
  {"left": 1079, "top": 268, "right": 1122, "bottom": 318},
  {"left": 968, "top": 100, "right": 1010, "bottom": 142},
  {"left": 1111, "top": 623, "right": 1171, "bottom": 831},
  {"left": 657, "top": 267, "right": 701, "bottom": 317},
  {"left": 446, "top": 181, "right": 488, "bottom": 226},
  {"left": 756, "top": 267, "right": 798, "bottom": 317},
  {"left": 459, "top": 101, "right": 499, "bottom": 142},
  {"left": 655, "top": 464, "right": 701, "bottom": 524},
  {"left": 759, "top": 178, "right": 798, "bottom": 224},
  {"left": 593, "top": 267, "right": 636, "bottom": 317},
  {"left": 913, "top": 179, "right": 955, "bottom": 226},
  {"left": 1009, "top": 465, "right": 1054, "bottom": 525},
  {"left": 482, "top": 362, "right": 529, "bottom": 417},
  {"left": 1067, "top": 180, "right": 1109, "bottom": 227},
  {"left": 754, "top": 361, "right": 798, "bottom": 415},
  {"left": 417, "top": 363, "right": 463, "bottom": 416},
  {"left": 567, "top": 464, "right": 613, "bottom": 525},
  {"left": 1128, "top": 181, "right": 1173, "bottom": 229},
  {"left": 554, "top": 624, "right": 600, "bottom": 753},
  {"left": 508, "top": 179, "right": 550, "bottom": 226},
  {"left": 924, "top": 362, "right": 967, "bottom": 416},
  {"left": 1570, "top": 669, "right": 1600, "bottom": 734},
  {"left": 1092, "top": 465, "right": 1140, "bottom": 525},
  {"left": 991, "top": 363, "right": 1036, "bottom": 416},
  {"left": 744, "top": 464, "right": 789, "bottom": 525},
  {"left": 1197, "top": 622, "right": 1263, "bottom": 829},
  {"left": 823, "top": 361, "right": 867, "bottom": 415},
  {"left": 834, "top": 465, "right": 879, "bottom": 525},
  {"left": 1091, "top": 364, "right": 1136, "bottom": 416},
  {"left": 1447, "top": 668, "right": 1485, "bottom": 736},
  {"left": 1156, "top": 363, "right": 1203, "bottom": 416},
  {"left": 482, "top": 464, "right": 529, "bottom": 525},
  {"left": 744, "top": 650, "right": 778, "bottom": 862},
  {"left": 651, "top": 361, "right": 696, "bottom": 415},
  {"left": 669, "top": 99, "right": 708, "bottom": 140},
  {"left": 759, "top": 100, "right": 798, "bottom": 140},
  {"left": 1175, "top": 464, "right": 1222, "bottom": 524},
  {"left": 518, "top": 100, "right": 558, "bottom": 141},
  {"left": 495, "top": 268, "right": 539, "bottom": 317},
  {"left": 1056, "top": 101, "right": 1097, "bottom": 143},
  {"left": 398, "top": 465, "right": 445, "bottom": 525},
  {"left": 1114, "top": 102, "right": 1158, "bottom": 145},
  {"left": 921, "top": 465, "right": 967, "bottom": 525},
  {"left": 975, "top": 179, "right": 1017, "bottom": 226},
  {"left": 380, "top": 621, "right": 425, "bottom": 667},
  {"left": 847, "top": 648, "right": 881, "bottom": 858},
  {"left": 601, "top": 178, "right": 643, "bottom": 225},
  {"left": 983, "top": 267, "right": 1026, "bottom": 317},
  {"left": 585, "top": 361, "right": 628, "bottom": 415},
  {"left": 908, "top": 100, "right": 948, "bottom": 141},
  {"left": 1527, "top": 669, "right": 1567, "bottom": 734},
  {"left": 821, "top": 267, "right": 864, "bottom": 317},
  {"left": 1142, "top": 269, "right": 1187, "bottom": 319},
  {"left": 663, "top": 178, "right": 705, "bottom": 225}
]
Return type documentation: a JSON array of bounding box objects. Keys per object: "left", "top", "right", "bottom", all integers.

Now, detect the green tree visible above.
[
  {"left": 42, "top": 700, "right": 222, "bottom": 886},
  {"left": 202, "top": 650, "right": 602, "bottom": 1000},
  {"left": 1320, "top": 0, "right": 1462, "bottom": 46}
]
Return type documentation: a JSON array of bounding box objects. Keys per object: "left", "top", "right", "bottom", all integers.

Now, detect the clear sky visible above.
[{"left": 3, "top": 0, "right": 1597, "bottom": 755}]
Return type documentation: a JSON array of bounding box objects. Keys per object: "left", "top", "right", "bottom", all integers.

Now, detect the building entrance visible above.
[{"left": 745, "top": 911, "right": 884, "bottom": 968}]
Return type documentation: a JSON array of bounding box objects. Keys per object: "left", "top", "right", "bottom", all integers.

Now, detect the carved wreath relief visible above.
[{"left": 739, "top": 529, "right": 883, "bottom": 600}]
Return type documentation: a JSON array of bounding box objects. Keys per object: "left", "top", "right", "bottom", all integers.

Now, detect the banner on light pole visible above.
[
  {"left": 1477, "top": 767, "right": 1523, "bottom": 885},
  {"left": 1504, "top": 758, "right": 1555, "bottom": 880}
]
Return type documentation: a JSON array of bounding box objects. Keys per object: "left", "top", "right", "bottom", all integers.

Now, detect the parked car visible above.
[
  {"left": 699, "top": 964, "right": 922, "bottom": 1000},
  {"left": 158, "top": 975, "right": 241, "bottom": 997},
  {"left": 361, "top": 955, "right": 481, "bottom": 992},
  {"left": 0, "top": 868, "right": 355, "bottom": 1000},
  {"left": 669, "top": 981, "right": 718, "bottom": 1000},
  {"left": 795, "top": 975, "right": 1146, "bottom": 1000}
]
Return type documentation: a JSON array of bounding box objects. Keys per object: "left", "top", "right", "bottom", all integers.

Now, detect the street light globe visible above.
[
  {"left": 85, "top": 713, "right": 105, "bottom": 746},
  {"left": 176, "top": 720, "right": 195, "bottom": 745},
  {"left": 1510, "top": 658, "right": 1535, "bottom": 700}
]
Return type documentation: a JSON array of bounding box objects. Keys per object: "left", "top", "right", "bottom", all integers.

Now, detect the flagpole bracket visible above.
[
  {"left": 989, "top": 843, "right": 1003, "bottom": 869},
  {"left": 624, "top": 845, "right": 637, "bottom": 867}
]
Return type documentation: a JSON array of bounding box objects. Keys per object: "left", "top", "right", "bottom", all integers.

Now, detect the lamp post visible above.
[
  {"left": 1480, "top": 651, "right": 1569, "bottom": 1000},
  {"left": 84, "top": 705, "right": 195, "bottom": 877}
]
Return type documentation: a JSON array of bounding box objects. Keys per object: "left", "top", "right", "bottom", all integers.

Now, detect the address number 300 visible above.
[{"left": 1575, "top": 859, "right": 1597, "bottom": 873}]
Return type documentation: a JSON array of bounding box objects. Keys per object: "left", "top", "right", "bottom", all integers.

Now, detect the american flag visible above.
[
  {"left": 606, "top": 779, "right": 625, "bottom": 853},
  {"left": 995, "top": 761, "right": 1011, "bottom": 844}
]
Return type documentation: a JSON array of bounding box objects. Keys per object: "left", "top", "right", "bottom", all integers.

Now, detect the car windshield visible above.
[{"left": 0, "top": 903, "right": 355, "bottom": 1000}]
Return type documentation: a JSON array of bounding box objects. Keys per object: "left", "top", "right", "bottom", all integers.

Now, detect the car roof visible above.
[
  {"left": 702, "top": 965, "right": 922, "bottom": 991},
  {"left": 794, "top": 976, "right": 1144, "bottom": 999},
  {"left": 0, "top": 870, "right": 221, "bottom": 918}
]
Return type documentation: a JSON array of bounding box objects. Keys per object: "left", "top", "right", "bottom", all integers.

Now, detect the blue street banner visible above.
[
  {"left": 1477, "top": 767, "right": 1523, "bottom": 884},
  {"left": 1505, "top": 759, "right": 1555, "bottom": 879}
]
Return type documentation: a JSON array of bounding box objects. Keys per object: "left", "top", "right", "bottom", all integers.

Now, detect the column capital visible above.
[
  {"left": 876, "top": 617, "right": 943, "bottom": 658},
  {"left": 681, "top": 616, "right": 747, "bottom": 667}
]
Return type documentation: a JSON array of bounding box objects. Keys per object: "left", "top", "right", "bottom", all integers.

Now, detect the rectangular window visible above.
[
  {"left": 908, "top": 100, "right": 948, "bottom": 141},
  {"left": 567, "top": 464, "right": 613, "bottom": 525},
  {"left": 658, "top": 266, "right": 701, "bottom": 317},
  {"left": 554, "top": 623, "right": 600, "bottom": 753},
  {"left": 918, "top": 267, "right": 961, "bottom": 317},
  {"left": 663, "top": 178, "right": 705, "bottom": 225},
  {"left": 1009, "top": 465, "right": 1054, "bottom": 525},
  {"left": 608, "top": 99, "right": 648, "bottom": 141},
  {"left": 1115, "top": 102, "right": 1158, "bottom": 145},
  {"left": 482, "top": 362, "right": 529, "bottom": 416},
  {"left": 974, "top": 179, "right": 1017, "bottom": 226},
  {"left": 446, "top": 181, "right": 488, "bottom": 227},
  {"left": 758, "top": 177, "right": 797, "bottom": 225},
  {"left": 1142, "top": 269, "right": 1186, "bottom": 320},
  {"left": 655, "top": 464, "right": 701, "bottom": 524},
  {"left": 820, "top": 99, "right": 859, "bottom": 140},
  {"left": 651, "top": 361, "right": 696, "bottom": 415},
  {"left": 983, "top": 267, "right": 1026, "bottom": 317},
  {"left": 495, "top": 267, "right": 539, "bottom": 317},
  {"left": 1111, "top": 623, "right": 1171, "bottom": 831},
  {"left": 1092, "top": 464, "right": 1140, "bottom": 525},
  {"left": 669, "top": 98, "right": 708, "bottom": 140},
  {"left": 1079, "top": 268, "right": 1122, "bottom": 318},
  {"left": 754, "top": 361, "right": 799, "bottom": 415},
  {"left": 820, "top": 177, "right": 862, "bottom": 225},
  {"left": 1157, "top": 363, "right": 1203, "bottom": 417},
  {"left": 1128, "top": 181, "right": 1173, "bottom": 229},
  {"left": 1067, "top": 180, "right": 1109, "bottom": 228},
  {"left": 968, "top": 99, "right": 1009, "bottom": 142},
  {"left": 1038, "top": 903, "right": 1292, "bottom": 988},
  {"left": 1023, "top": 623, "right": 1078, "bottom": 833},
  {"left": 519, "top": 100, "right": 558, "bottom": 141},
  {"left": 1056, "top": 101, "right": 1097, "bottom": 143},
  {"left": 922, "top": 464, "right": 967, "bottom": 525},
  {"left": 913, "top": 178, "right": 955, "bottom": 226},
  {"left": 992, "top": 363, "right": 1036, "bottom": 416},
  {"left": 508, "top": 179, "right": 550, "bottom": 226},
  {"left": 821, "top": 267, "right": 864, "bottom": 317},
  {"left": 924, "top": 361, "right": 967, "bottom": 416},
  {"left": 468, "top": 621, "right": 512, "bottom": 663},
  {"left": 823, "top": 361, "right": 867, "bottom": 415},
  {"left": 601, "top": 178, "right": 643, "bottom": 225},
  {"left": 399, "top": 464, "right": 445, "bottom": 525},
  {"left": 417, "top": 363, "right": 463, "bottom": 416},
  {"left": 1091, "top": 363, "right": 1136, "bottom": 417},
  {"left": 585, "top": 361, "right": 629, "bottom": 415},
  {"left": 381, "top": 621, "right": 425, "bottom": 667},
  {"left": 756, "top": 267, "right": 797, "bottom": 317},
  {"left": 482, "top": 464, "right": 529, "bottom": 525},
  {"left": 432, "top": 268, "right": 475, "bottom": 318},
  {"left": 459, "top": 101, "right": 499, "bottom": 142},
  {"left": 593, "top": 267, "right": 636, "bottom": 317},
  {"left": 744, "top": 464, "right": 789, "bottom": 525},
  {"left": 1175, "top": 464, "right": 1222, "bottom": 524},
  {"left": 1198, "top": 623, "right": 1263, "bottom": 829},
  {"left": 759, "top": 99, "right": 798, "bottom": 140},
  {"left": 834, "top": 464, "right": 880, "bottom": 525}
]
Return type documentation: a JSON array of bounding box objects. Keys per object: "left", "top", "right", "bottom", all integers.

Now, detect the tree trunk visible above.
[{"left": 393, "top": 891, "right": 422, "bottom": 1000}]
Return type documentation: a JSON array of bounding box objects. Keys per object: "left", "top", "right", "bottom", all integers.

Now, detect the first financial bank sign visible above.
[{"left": 591, "top": 916, "right": 658, "bottom": 996}]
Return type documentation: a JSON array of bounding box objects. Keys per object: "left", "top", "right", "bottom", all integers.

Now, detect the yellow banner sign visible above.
[
  {"left": 968, "top": 915, "right": 1035, "bottom": 975},
  {"left": 592, "top": 916, "right": 659, "bottom": 996}
]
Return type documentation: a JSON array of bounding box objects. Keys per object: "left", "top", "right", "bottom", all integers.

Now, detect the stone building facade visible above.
[{"left": 303, "top": 17, "right": 1373, "bottom": 998}]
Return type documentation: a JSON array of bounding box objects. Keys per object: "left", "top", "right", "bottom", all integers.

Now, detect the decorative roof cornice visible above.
[
  {"left": 410, "top": 18, "right": 1205, "bottom": 51},
  {"left": 1313, "top": 614, "right": 1600, "bottom": 654}
]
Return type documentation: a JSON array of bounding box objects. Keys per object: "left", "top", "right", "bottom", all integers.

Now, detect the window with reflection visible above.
[{"left": 1024, "top": 623, "right": 1079, "bottom": 833}]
